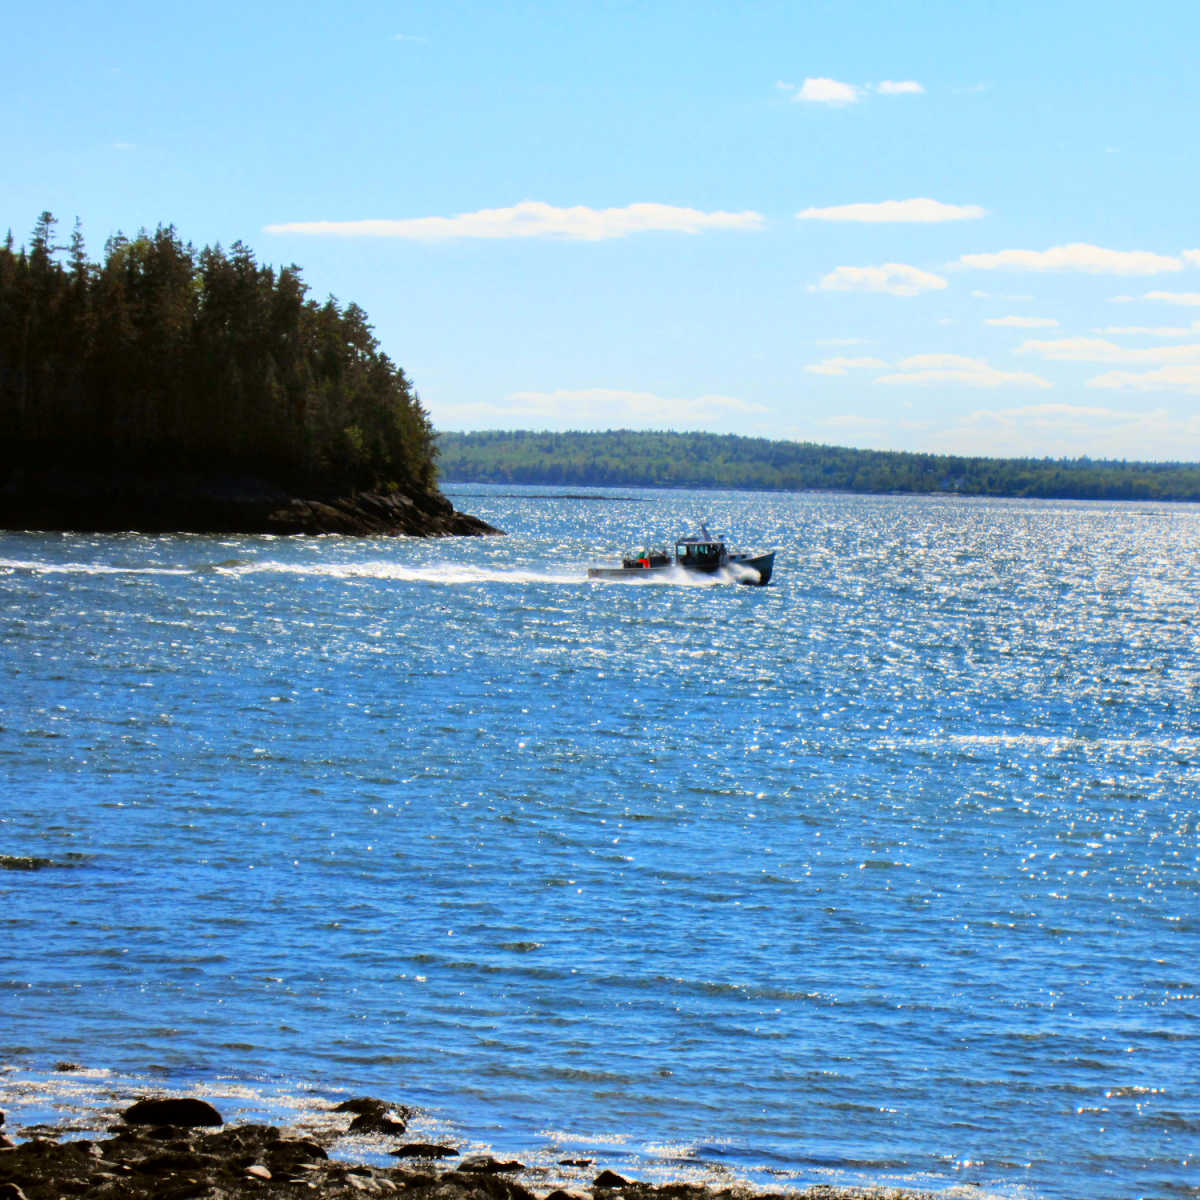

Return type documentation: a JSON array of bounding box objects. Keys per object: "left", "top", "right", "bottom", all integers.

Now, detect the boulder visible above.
[
  {"left": 459, "top": 1156, "right": 525, "bottom": 1174},
  {"left": 336, "top": 1098, "right": 412, "bottom": 1137},
  {"left": 121, "top": 1098, "right": 223, "bottom": 1127},
  {"left": 594, "top": 1170, "right": 632, "bottom": 1189}
]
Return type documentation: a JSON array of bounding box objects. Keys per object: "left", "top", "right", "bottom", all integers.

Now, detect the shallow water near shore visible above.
[{"left": 2, "top": 485, "right": 1198, "bottom": 1200}]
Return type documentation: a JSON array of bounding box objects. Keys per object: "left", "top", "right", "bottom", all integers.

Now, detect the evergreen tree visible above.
[{"left": 0, "top": 214, "right": 439, "bottom": 495}]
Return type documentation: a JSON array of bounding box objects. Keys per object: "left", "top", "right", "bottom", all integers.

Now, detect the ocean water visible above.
[{"left": 1, "top": 485, "right": 1198, "bottom": 1200}]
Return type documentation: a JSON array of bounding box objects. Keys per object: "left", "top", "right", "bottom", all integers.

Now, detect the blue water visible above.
[{"left": 2, "top": 486, "right": 1198, "bottom": 1200}]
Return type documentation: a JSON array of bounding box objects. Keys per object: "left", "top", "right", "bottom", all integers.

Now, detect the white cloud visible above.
[
  {"left": 1096, "top": 325, "right": 1195, "bottom": 338},
  {"left": 804, "top": 356, "right": 889, "bottom": 376},
  {"left": 877, "top": 354, "right": 1052, "bottom": 389},
  {"left": 264, "top": 201, "right": 766, "bottom": 241},
  {"left": 435, "top": 388, "right": 769, "bottom": 431},
  {"left": 1143, "top": 291, "right": 1200, "bottom": 306},
  {"left": 789, "top": 76, "right": 864, "bottom": 104},
  {"left": 814, "top": 262, "right": 947, "bottom": 297},
  {"left": 985, "top": 315, "right": 1060, "bottom": 328},
  {"left": 1183, "top": 250, "right": 1200, "bottom": 267},
  {"left": 797, "top": 197, "right": 985, "bottom": 223},
  {"left": 956, "top": 243, "right": 1182, "bottom": 275},
  {"left": 1087, "top": 365, "right": 1200, "bottom": 393},
  {"left": 780, "top": 76, "right": 924, "bottom": 104},
  {"left": 1016, "top": 337, "right": 1200, "bottom": 364}
]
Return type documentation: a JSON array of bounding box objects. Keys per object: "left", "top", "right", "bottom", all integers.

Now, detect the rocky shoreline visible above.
[
  {"left": 0, "top": 469, "right": 503, "bottom": 537},
  {"left": 0, "top": 1094, "right": 929, "bottom": 1200}
]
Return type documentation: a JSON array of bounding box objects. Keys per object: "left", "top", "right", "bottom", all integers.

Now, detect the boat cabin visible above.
[{"left": 675, "top": 538, "right": 728, "bottom": 572}]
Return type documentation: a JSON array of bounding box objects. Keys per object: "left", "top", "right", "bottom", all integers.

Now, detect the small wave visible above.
[
  {"left": 589, "top": 564, "right": 757, "bottom": 588},
  {"left": 215, "top": 560, "right": 586, "bottom": 586},
  {"left": 0, "top": 559, "right": 191, "bottom": 577}
]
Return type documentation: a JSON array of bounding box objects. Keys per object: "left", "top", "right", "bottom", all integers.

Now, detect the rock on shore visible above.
[
  {"left": 0, "top": 469, "right": 502, "bottom": 537},
  {"left": 0, "top": 1095, "right": 935, "bottom": 1200}
]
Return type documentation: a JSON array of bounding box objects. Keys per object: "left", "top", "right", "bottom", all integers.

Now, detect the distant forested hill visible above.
[{"left": 437, "top": 430, "right": 1200, "bottom": 501}]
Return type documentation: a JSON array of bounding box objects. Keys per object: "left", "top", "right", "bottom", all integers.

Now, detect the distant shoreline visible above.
[{"left": 436, "top": 430, "right": 1200, "bottom": 502}]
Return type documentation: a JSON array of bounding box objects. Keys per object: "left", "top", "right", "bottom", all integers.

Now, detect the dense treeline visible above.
[
  {"left": 438, "top": 429, "right": 1200, "bottom": 501},
  {"left": 0, "top": 212, "right": 437, "bottom": 493}
]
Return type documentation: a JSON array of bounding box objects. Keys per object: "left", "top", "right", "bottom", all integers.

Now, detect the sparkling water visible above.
[{"left": 2, "top": 486, "right": 1198, "bottom": 1200}]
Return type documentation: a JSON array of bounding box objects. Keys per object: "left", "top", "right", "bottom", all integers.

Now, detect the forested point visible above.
[
  {"left": 438, "top": 430, "right": 1200, "bottom": 502},
  {"left": 0, "top": 212, "right": 438, "bottom": 498}
]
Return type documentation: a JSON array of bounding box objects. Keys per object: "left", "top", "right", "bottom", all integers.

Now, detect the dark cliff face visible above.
[{"left": 0, "top": 469, "right": 503, "bottom": 537}]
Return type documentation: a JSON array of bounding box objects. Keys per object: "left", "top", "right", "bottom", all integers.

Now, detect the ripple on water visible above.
[{"left": 2, "top": 492, "right": 1200, "bottom": 1200}]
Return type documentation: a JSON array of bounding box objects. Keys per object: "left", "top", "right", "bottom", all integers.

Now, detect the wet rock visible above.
[
  {"left": 390, "top": 1143, "right": 460, "bottom": 1159},
  {"left": 121, "top": 1097, "right": 224, "bottom": 1127},
  {"left": 336, "top": 1097, "right": 412, "bottom": 1136},
  {"left": 0, "top": 469, "right": 504, "bottom": 538},
  {"left": 0, "top": 1102, "right": 941, "bottom": 1200},
  {"left": 460, "top": 1156, "right": 526, "bottom": 1174},
  {"left": 349, "top": 1112, "right": 409, "bottom": 1136},
  {"left": 595, "top": 1169, "right": 633, "bottom": 1189},
  {"left": 441, "top": 1168, "right": 537, "bottom": 1200}
]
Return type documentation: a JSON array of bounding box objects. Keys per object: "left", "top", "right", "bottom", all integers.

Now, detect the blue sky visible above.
[{"left": 8, "top": 0, "right": 1200, "bottom": 459}]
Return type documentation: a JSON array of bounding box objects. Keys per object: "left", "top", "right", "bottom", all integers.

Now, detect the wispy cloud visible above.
[
  {"left": 804, "top": 356, "right": 889, "bottom": 376},
  {"left": 814, "top": 263, "right": 947, "bottom": 297},
  {"left": 1183, "top": 250, "right": 1200, "bottom": 267},
  {"left": 797, "top": 198, "right": 984, "bottom": 223},
  {"left": 1017, "top": 337, "right": 1200, "bottom": 364},
  {"left": 972, "top": 290, "right": 1034, "bottom": 301},
  {"left": 956, "top": 244, "right": 1182, "bottom": 275},
  {"left": 265, "top": 201, "right": 766, "bottom": 241},
  {"left": 877, "top": 354, "right": 1052, "bottom": 389},
  {"left": 393, "top": 33, "right": 428, "bottom": 42},
  {"left": 934, "top": 402, "right": 1199, "bottom": 458},
  {"left": 985, "top": 315, "right": 1060, "bottom": 328},
  {"left": 1087, "top": 365, "right": 1200, "bottom": 393},
  {"left": 1096, "top": 324, "right": 1197, "bottom": 338},
  {"left": 781, "top": 76, "right": 864, "bottom": 104},
  {"left": 434, "top": 388, "right": 768, "bottom": 431},
  {"left": 778, "top": 77, "right": 924, "bottom": 105},
  {"left": 1142, "top": 291, "right": 1200, "bottom": 306}
]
